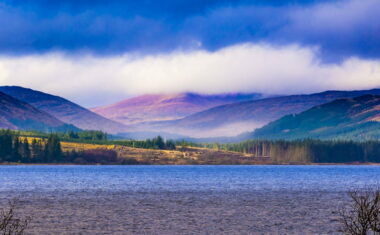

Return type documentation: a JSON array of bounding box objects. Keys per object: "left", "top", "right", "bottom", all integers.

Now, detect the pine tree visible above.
[
  {"left": 35, "top": 140, "right": 45, "bottom": 162},
  {"left": 11, "top": 137, "right": 21, "bottom": 162},
  {"left": 45, "top": 134, "right": 62, "bottom": 162},
  {"left": 21, "top": 139, "right": 31, "bottom": 162},
  {"left": 153, "top": 136, "right": 165, "bottom": 149},
  {"left": 0, "top": 130, "right": 13, "bottom": 161},
  {"left": 31, "top": 139, "right": 38, "bottom": 162}
]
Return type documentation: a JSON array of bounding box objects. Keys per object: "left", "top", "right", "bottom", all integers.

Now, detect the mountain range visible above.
[
  {"left": 0, "top": 91, "right": 77, "bottom": 132},
  {"left": 91, "top": 93, "right": 263, "bottom": 125},
  {"left": 0, "top": 86, "right": 126, "bottom": 133},
  {"left": 1, "top": 85, "right": 380, "bottom": 141},
  {"left": 129, "top": 89, "right": 380, "bottom": 137},
  {"left": 252, "top": 95, "right": 380, "bottom": 141}
]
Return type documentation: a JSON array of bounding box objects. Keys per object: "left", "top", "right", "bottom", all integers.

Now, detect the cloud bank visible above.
[
  {"left": 0, "top": 43, "right": 379, "bottom": 107},
  {"left": 0, "top": 0, "right": 379, "bottom": 61}
]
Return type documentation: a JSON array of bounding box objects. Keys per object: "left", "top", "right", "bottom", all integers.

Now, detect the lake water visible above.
[
  {"left": 1, "top": 165, "right": 379, "bottom": 234},
  {"left": 0, "top": 165, "right": 379, "bottom": 193}
]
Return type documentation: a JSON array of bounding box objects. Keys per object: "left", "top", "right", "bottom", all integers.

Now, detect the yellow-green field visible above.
[
  {"left": 19, "top": 137, "right": 268, "bottom": 164},
  {"left": 61, "top": 141, "right": 116, "bottom": 152}
]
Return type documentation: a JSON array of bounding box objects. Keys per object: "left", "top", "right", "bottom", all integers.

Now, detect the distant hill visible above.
[
  {"left": 252, "top": 95, "right": 380, "bottom": 140},
  {"left": 92, "top": 92, "right": 263, "bottom": 125},
  {"left": 148, "top": 89, "right": 380, "bottom": 137},
  {"left": 0, "top": 91, "right": 77, "bottom": 132},
  {"left": 0, "top": 86, "right": 127, "bottom": 133}
]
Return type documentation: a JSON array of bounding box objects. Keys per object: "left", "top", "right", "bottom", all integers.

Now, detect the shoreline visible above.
[{"left": 1, "top": 162, "right": 380, "bottom": 166}]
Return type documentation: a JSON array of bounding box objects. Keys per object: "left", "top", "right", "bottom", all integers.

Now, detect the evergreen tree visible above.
[
  {"left": 34, "top": 140, "right": 45, "bottom": 162},
  {"left": 45, "top": 134, "right": 62, "bottom": 162},
  {"left": 21, "top": 139, "right": 31, "bottom": 162},
  {"left": 153, "top": 136, "right": 165, "bottom": 149},
  {"left": 67, "top": 131, "right": 79, "bottom": 139},
  {"left": 30, "top": 139, "right": 38, "bottom": 162},
  {"left": 11, "top": 137, "right": 21, "bottom": 162},
  {"left": 0, "top": 130, "right": 13, "bottom": 161},
  {"left": 165, "top": 140, "right": 176, "bottom": 150}
]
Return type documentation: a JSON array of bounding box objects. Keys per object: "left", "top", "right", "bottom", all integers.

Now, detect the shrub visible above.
[
  {"left": 0, "top": 200, "right": 29, "bottom": 235},
  {"left": 338, "top": 188, "right": 380, "bottom": 234}
]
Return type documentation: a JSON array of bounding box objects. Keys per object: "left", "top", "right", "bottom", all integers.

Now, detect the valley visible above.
[{"left": 1, "top": 85, "right": 380, "bottom": 165}]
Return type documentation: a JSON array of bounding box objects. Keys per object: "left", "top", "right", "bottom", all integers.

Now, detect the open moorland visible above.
[{"left": 61, "top": 142, "right": 269, "bottom": 165}]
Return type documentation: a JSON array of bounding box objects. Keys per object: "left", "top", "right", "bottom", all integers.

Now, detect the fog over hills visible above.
[
  {"left": 92, "top": 92, "right": 264, "bottom": 125},
  {"left": 2, "top": 85, "right": 380, "bottom": 140},
  {"left": 133, "top": 89, "right": 380, "bottom": 138}
]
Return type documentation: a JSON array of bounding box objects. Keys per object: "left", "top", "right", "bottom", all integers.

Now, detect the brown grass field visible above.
[{"left": 18, "top": 137, "right": 270, "bottom": 164}]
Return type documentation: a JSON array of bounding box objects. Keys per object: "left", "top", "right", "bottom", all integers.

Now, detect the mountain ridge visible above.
[
  {"left": 92, "top": 92, "right": 264, "bottom": 125},
  {"left": 0, "top": 91, "right": 77, "bottom": 132},
  {"left": 0, "top": 86, "right": 127, "bottom": 134},
  {"left": 140, "top": 88, "right": 380, "bottom": 137},
  {"left": 251, "top": 94, "right": 380, "bottom": 140}
]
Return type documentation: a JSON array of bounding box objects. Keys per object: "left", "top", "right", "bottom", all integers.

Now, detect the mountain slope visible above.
[
  {"left": 149, "top": 89, "right": 380, "bottom": 137},
  {"left": 252, "top": 95, "right": 380, "bottom": 140},
  {"left": 0, "top": 86, "right": 126, "bottom": 133},
  {"left": 91, "top": 93, "right": 263, "bottom": 125},
  {"left": 0, "top": 91, "right": 77, "bottom": 131}
]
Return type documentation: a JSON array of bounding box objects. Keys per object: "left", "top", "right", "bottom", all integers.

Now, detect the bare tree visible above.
[
  {"left": 339, "top": 189, "right": 380, "bottom": 235},
  {"left": 0, "top": 200, "right": 30, "bottom": 235}
]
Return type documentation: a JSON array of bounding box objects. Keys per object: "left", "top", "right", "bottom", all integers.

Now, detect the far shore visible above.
[{"left": 1, "top": 162, "right": 380, "bottom": 166}]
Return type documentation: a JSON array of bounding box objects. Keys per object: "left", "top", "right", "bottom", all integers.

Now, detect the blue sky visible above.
[{"left": 0, "top": 0, "right": 379, "bottom": 106}]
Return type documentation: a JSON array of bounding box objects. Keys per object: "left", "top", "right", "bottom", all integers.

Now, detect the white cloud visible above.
[{"left": 0, "top": 43, "right": 379, "bottom": 107}]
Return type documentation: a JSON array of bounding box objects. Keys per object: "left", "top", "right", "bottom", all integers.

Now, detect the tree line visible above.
[
  {"left": 218, "top": 139, "right": 380, "bottom": 163},
  {"left": 0, "top": 130, "right": 62, "bottom": 163},
  {"left": 111, "top": 136, "right": 176, "bottom": 150},
  {"left": 0, "top": 130, "right": 127, "bottom": 164},
  {"left": 0, "top": 130, "right": 177, "bottom": 164},
  {"left": 14, "top": 130, "right": 108, "bottom": 142},
  {"left": 6, "top": 129, "right": 177, "bottom": 150},
  {"left": 61, "top": 132, "right": 176, "bottom": 151},
  {"left": 5, "top": 128, "right": 380, "bottom": 164}
]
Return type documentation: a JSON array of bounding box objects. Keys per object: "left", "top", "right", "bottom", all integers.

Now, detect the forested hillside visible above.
[
  {"left": 137, "top": 89, "right": 380, "bottom": 137},
  {"left": 252, "top": 95, "right": 380, "bottom": 140}
]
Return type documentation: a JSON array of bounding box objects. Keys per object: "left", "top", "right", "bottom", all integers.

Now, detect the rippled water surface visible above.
[
  {"left": 1, "top": 165, "right": 379, "bottom": 192},
  {"left": 1, "top": 165, "right": 379, "bottom": 234}
]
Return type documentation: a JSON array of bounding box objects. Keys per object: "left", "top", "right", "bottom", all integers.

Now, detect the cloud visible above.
[
  {"left": 0, "top": 0, "right": 378, "bottom": 61},
  {"left": 0, "top": 43, "right": 379, "bottom": 107},
  {"left": 282, "top": 0, "right": 380, "bottom": 61}
]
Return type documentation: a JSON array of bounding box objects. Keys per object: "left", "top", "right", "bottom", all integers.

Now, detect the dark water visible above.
[
  {"left": 0, "top": 165, "right": 379, "bottom": 192},
  {"left": 1, "top": 165, "right": 379, "bottom": 234}
]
